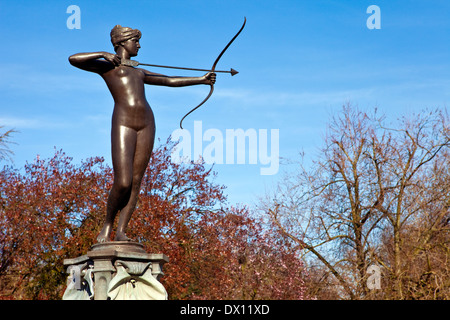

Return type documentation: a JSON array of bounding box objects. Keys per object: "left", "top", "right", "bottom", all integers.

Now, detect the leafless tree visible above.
[
  {"left": 261, "top": 105, "right": 449, "bottom": 299},
  {"left": 0, "top": 126, "right": 16, "bottom": 163}
]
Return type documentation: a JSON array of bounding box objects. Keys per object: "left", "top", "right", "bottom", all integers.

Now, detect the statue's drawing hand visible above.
[
  {"left": 103, "top": 52, "right": 121, "bottom": 66},
  {"left": 204, "top": 72, "right": 216, "bottom": 85}
]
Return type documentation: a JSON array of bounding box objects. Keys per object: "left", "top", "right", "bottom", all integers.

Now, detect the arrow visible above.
[{"left": 121, "top": 59, "right": 239, "bottom": 76}]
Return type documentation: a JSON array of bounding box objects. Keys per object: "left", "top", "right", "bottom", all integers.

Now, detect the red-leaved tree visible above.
[{"left": 0, "top": 140, "right": 309, "bottom": 300}]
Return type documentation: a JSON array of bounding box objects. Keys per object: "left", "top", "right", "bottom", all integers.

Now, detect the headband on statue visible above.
[{"left": 110, "top": 25, "right": 141, "bottom": 49}]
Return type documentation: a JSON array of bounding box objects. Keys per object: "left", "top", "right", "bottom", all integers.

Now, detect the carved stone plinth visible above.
[{"left": 63, "top": 242, "right": 169, "bottom": 300}]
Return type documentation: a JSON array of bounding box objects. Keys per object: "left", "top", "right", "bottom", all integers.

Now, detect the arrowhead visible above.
[{"left": 230, "top": 68, "right": 239, "bottom": 76}]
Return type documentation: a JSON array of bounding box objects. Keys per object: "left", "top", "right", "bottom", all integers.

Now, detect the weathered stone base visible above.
[{"left": 63, "top": 242, "right": 169, "bottom": 300}]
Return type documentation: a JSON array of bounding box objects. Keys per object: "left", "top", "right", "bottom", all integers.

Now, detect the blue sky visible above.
[{"left": 1, "top": 0, "right": 449, "bottom": 207}]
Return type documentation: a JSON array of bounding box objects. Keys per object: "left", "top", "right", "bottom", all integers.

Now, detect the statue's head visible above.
[{"left": 110, "top": 25, "right": 142, "bottom": 56}]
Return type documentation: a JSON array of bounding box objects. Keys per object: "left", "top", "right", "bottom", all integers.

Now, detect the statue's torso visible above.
[{"left": 102, "top": 66, "right": 154, "bottom": 130}]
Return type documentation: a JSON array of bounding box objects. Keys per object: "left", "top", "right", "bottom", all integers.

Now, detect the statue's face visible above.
[{"left": 122, "top": 37, "right": 140, "bottom": 57}]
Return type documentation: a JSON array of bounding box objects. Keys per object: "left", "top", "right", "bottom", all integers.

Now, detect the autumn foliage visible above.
[{"left": 0, "top": 140, "right": 308, "bottom": 300}]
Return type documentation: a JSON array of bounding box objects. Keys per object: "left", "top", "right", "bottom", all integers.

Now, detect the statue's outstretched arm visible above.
[{"left": 141, "top": 69, "right": 215, "bottom": 87}]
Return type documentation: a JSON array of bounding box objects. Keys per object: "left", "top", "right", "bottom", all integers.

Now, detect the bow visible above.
[{"left": 179, "top": 17, "right": 247, "bottom": 129}]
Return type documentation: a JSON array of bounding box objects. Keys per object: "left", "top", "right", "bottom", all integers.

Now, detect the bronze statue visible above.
[
  {"left": 69, "top": 25, "right": 216, "bottom": 242},
  {"left": 69, "top": 18, "right": 245, "bottom": 243}
]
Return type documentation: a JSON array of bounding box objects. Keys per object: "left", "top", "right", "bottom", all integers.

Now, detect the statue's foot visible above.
[
  {"left": 97, "top": 236, "right": 109, "bottom": 243},
  {"left": 97, "top": 225, "right": 111, "bottom": 243},
  {"left": 114, "top": 232, "right": 133, "bottom": 242}
]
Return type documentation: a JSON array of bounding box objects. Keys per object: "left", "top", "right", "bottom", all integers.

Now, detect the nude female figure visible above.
[{"left": 69, "top": 25, "right": 216, "bottom": 242}]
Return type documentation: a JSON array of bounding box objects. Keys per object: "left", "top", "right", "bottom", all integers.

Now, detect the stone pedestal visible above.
[{"left": 63, "top": 242, "right": 169, "bottom": 300}]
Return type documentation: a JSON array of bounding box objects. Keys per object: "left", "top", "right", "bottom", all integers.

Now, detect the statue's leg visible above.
[
  {"left": 115, "top": 124, "right": 155, "bottom": 241},
  {"left": 97, "top": 124, "right": 137, "bottom": 243}
]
